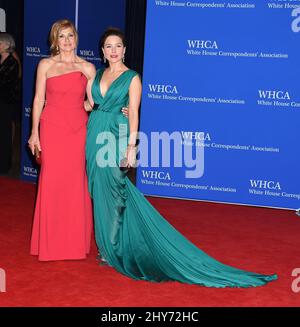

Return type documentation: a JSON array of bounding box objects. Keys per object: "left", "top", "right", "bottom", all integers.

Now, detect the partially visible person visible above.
[
  {"left": 0, "top": 32, "right": 19, "bottom": 174},
  {"left": 12, "top": 51, "right": 22, "bottom": 79},
  {"left": 28, "top": 19, "right": 94, "bottom": 261},
  {"left": 11, "top": 51, "right": 22, "bottom": 140}
]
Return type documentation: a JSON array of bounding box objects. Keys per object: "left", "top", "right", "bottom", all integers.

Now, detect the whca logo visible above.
[{"left": 148, "top": 84, "right": 178, "bottom": 94}]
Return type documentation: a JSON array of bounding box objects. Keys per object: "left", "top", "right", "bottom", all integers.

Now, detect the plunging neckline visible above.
[{"left": 99, "top": 69, "right": 130, "bottom": 98}]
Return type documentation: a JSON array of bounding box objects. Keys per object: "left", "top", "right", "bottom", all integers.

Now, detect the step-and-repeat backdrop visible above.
[
  {"left": 21, "top": 0, "right": 125, "bottom": 182},
  {"left": 137, "top": 1, "right": 300, "bottom": 210}
]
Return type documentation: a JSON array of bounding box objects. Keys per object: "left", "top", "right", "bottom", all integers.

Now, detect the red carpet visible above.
[{"left": 0, "top": 176, "right": 299, "bottom": 307}]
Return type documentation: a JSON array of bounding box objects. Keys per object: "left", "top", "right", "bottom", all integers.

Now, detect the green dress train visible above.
[{"left": 86, "top": 68, "right": 277, "bottom": 287}]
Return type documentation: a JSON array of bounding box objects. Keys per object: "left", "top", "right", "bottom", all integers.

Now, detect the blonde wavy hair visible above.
[{"left": 49, "top": 19, "right": 78, "bottom": 56}]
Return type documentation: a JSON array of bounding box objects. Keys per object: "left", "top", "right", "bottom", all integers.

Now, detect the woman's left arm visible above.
[{"left": 126, "top": 75, "right": 142, "bottom": 167}]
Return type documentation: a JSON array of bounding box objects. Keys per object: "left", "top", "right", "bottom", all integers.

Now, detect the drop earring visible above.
[
  {"left": 103, "top": 57, "right": 106, "bottom": 64},
  {"left": 122, "top": 55, "right": 125, "bottom": 63}
]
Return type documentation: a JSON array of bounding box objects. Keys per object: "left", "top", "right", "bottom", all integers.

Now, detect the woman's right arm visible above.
[
  {"left": 84, "top": 63, "right": 96, "bottom": 111},
  {"left": 28, "top": 59, "right": 49, "bottom": 154}
]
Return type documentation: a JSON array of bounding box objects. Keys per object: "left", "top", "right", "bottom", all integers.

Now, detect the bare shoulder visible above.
[
  {"left": 81, "top": 61, "right": 96, "bottom": 79},
  {"left": 75, "top": 55, "right": 86, "bottom": 63},
  {"left": 75, "top": 56, "right": 91, "bottom": 66},
  {"left": 130, "top": 73, "right": 142, "bottom": 87},
  {"left": 83, "top": 61, "right": 96, "bottom": 71},
  {"left": 37, "top": 57, "right": 53, "bottom": 75},
  {"left": 38, "top": 57, "right": 52, "bottom": 69}
]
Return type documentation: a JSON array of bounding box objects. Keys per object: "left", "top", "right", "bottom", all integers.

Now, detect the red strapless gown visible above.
[{"left": 30, "top": 71, "right": 93, "bottom": 261}]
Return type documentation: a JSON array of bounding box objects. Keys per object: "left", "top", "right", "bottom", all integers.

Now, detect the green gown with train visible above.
[{"left": 85, "top": 68, "right": 277, "bottom": 287}]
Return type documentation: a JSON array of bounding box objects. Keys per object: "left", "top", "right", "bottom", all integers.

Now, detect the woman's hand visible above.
[
  {"left": 121, "top": 107, "right": 129, "bottom": 117},
  {"left": 125, "top": 145, "right": 137, "bottom": 168},
  {"left": 84, "top": 100, "right": 93, "bottom": 112},
  {"left": 28, "top": 133, "right": 41, "bottom": 155}
]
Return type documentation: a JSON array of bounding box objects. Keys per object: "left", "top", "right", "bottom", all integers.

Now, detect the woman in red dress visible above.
[{"left": 28, "top": 19, "right": 95, "bottom": 261}]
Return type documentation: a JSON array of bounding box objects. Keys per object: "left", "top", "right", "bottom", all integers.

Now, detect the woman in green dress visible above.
[{"left": 85, "top": 28, "right": 277, "bottom": 287}]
